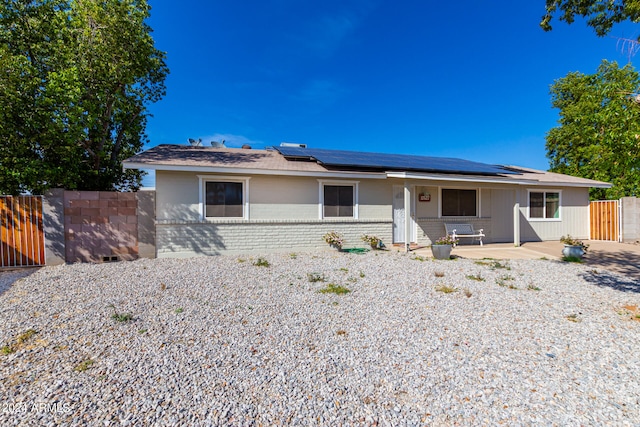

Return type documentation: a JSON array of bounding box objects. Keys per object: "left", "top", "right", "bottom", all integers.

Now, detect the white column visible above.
[
  {"left": 404, "top": 181, "right": 411, "bottom": 252},
  {"left": 513, "top": 202, "right": 520, "bottom": 247}
]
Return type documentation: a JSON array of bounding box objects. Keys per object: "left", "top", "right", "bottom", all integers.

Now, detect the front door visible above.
[{"left": 393, "top": 186, "right": 416, "bottom": 243}]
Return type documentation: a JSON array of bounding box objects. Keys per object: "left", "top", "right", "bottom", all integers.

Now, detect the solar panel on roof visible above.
[{"left": 274, "top": 147, "right": 519, "bottom": 176}]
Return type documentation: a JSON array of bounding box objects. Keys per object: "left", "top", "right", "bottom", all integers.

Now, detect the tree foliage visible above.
[
  {"left": 541, "top": 0, "right": 640, "bottom": 35},
  {"left": 0, "top": 0, "right": 168, "bottom": 194},
  {"left": 546, "top": 60, "right": 640, "bottom": 199}
]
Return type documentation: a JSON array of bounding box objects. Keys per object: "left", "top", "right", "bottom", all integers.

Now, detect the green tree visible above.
[
  {"left": 546, "top": 60, "right": 640, "bottom": 199},
  {"left": 0, "top": 0, "right": 168, "bottom": 194},
  {"left": 541, "top": 0, "right": 640, "bottom": 35}
]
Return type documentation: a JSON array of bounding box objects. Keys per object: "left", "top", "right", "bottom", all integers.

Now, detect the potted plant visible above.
[
  {"left": 361, "top": 234, "right": 381, "bottom": 249},
  {"left": 431, "top": 235, "right": 458, "bottom": 260},
  {"left": 323, "top": 231, "right": 344, "bottom": 250},
  {"left": 560, "top": 235, "right": 589, "bottom": 260}
]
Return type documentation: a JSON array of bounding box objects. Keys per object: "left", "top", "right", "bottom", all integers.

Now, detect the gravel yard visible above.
[{"left": 1, "top": 251, "right": 639, "bottom": 426}]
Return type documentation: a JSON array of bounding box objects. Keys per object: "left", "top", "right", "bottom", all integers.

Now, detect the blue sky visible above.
[{"left": 143, "top": 0, "right": 638, "bottom": 183}]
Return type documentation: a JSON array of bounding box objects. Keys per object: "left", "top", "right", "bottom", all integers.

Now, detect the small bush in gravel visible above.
[
  {"left": 108, "top": 304, "right": 133, "bottom": 323},
  {"left": 434, "top": 271, "right": 445, "bottom": 278},
  {"left": 619, "top": 305, "right": 640, "bottom": 320},
  {"left": 307, "top": 272, "right": 326, "bottom": 282},
  {"left": 478, "top": 259, "right": 510, "bottom": 270},
  {"left": 253, "top": 257, "right": 270, "bottom": 267},
  {"left": 175, "top": 308, "right": 184, "bottom": 314},
  {"left": 491, "top": 261, "right": 510, "bottom": 270},
  {"left": 466, "top": 274, "right": 485, "bottom": 282},
  {"left": 112, "top": 313, "right": 133, "bottom": 322},
  {"left": 496, "top": 275, "right": 514, "bottom": 287},
  {"left": 412, "top": 255, "right": 427, "bottom": 262},
  {"left": 1, "top": 329, "right": 38, "bottom": 355},
  {"left": 567, "top": 313, "right": 581, "bottom": 322},
  {"left": 463, "top": 289, "right": 472, "bottom": 298},
  {"left": 318, "top": 283, "right": 351, "bottom": 295},
  {"left": 74, "top": 359, "right": 94, "bottom": 372},
  {"left": 16, "top": 329, "right": 37, "bottom": 344},
  {"left": 435, "top": 285, "right": 457, "bottom": 294},
  {"left": 527, "top": 284, "right": 541, "bottom": 291}
]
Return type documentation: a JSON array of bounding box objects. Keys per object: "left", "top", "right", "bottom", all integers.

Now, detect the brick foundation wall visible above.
[
  {"left": 64, "top": 191, "right": 138, "bottom": 262},
  {"left": 156, "top": 219, "right": 393, "bottom": 257}
]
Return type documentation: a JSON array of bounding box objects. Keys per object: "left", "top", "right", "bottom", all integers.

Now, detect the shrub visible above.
[
  {"left": 253, "top": 257, "right": 270, "bottom": 267},
  {"left": 560, "top": 235, "right": 589, "bottom": 252},
  {"left": 318, "top": 283, "right": 351, "bottom": 295},
  {"left": 361, "top": 234, "right": 381, "bottom": 248},
  {"left": 323, "top": 231, "right": 344, "bottom": 248},
  {"left": 434, "top": 235, "right": 458, "bottom": 245}
]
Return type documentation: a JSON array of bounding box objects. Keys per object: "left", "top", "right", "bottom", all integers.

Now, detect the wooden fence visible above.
[
  {"left": 589, "top": 200, "right": 620, "bottom": 241},
  {"left": 0, "top": 196, "right": 46, "bottom": 267}
]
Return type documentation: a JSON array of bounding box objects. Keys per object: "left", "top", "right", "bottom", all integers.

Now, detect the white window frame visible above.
[
  {"left": 317, "top": 180, "right": 359, "bottom": 219},
  {"left": 439, "top": 187, "right": 480, "bottom": 218},
  {"left": 527, "top": 189, "right": 562, "bottom": 221},
  {"left": 198, "top": 175, "right": 251, "bottom": 220}
]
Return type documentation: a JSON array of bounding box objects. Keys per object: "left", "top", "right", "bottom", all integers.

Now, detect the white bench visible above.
[{"left": 444, "top": 223, "right": 485, "bottom": 246}]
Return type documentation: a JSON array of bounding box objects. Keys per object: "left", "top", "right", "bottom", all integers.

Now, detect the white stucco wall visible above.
[
  {"left": 156, "top": 171, "right": 200, "bottom": 221},
  {"left": 156, "top": 171, "right": 393, "bottom": 222}
]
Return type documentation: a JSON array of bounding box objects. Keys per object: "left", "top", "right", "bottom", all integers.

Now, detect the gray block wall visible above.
[
  {"left": 621, "top": 197, "right": 640, "bottom": 242},
  {"left": 41, "top": 189, "right": 156, "bottom": 264},
  {"left": 156, "top": 220, "right": 393, "bottom": 257},
  {"left": 42, "top": 188, "right": 66, "bottom": 266},
  {"left": 136, "top": 190, "right": 156, "bottom": 259}
]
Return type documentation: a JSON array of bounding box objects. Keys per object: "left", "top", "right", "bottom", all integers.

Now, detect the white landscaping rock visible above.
[{"left": 0, "top": 252, "right": 638, "bottom": 426}]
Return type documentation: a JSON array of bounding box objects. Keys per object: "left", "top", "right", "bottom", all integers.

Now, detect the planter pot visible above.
[
  {"left": 330, "top": 244, "right": 342, "bottom": 251},
  {"left": 431, "top": 244, "right": 452, "bottom": 260},
  {"left": 562, "top": 244, "right": 584, "bottom": 259}
]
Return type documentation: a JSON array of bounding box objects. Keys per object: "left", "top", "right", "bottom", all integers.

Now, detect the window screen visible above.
[
  {"left": 530, "top": 191, "right": 559, "bottom": 219},
  {"left": 324, "top": 185, "right": 354, "bottom": 217},
  {"left": 442, "top": 189, "right": 476, "bottom": 216},
  {"left": 205, "top": 181, "right": 243, "bottom": 218}
]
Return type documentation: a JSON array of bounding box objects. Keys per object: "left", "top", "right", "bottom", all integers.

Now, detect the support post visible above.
[
  {"left": 513, "top": 202, "right": 520, "bottom": 247},
  {"left": 404, "top": 181, "right": 411, "bottom": 252}
]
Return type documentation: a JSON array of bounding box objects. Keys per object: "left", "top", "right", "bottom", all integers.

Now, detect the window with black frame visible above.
[
  {"left": 323, "top": 185, "right": 354, "bottom": 217},
  {"left": 205, "top": 181, "right": 243, "bottom": 218},
  {"left": 441, "top": 189, "right": 476, "bottom": 217}
]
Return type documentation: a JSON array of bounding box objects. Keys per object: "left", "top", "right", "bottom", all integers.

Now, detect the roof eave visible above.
[
  {"left": 386, "top": 171, "right": 612, "bottom": 188},
  {"left": 122, "top": 161, "right": 387, "bottom": 179},
  {"left": 385, "top": 171, "right": 535, "bottom": 185}
]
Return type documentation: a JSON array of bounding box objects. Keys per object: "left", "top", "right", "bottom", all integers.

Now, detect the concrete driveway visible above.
[{"left": 414, "top": 240, "right": 640, "bottom": 279}]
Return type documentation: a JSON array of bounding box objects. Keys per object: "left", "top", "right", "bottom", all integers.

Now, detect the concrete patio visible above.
[{"left": 412, "top": 240, "right": 640, "bottom": 279}]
